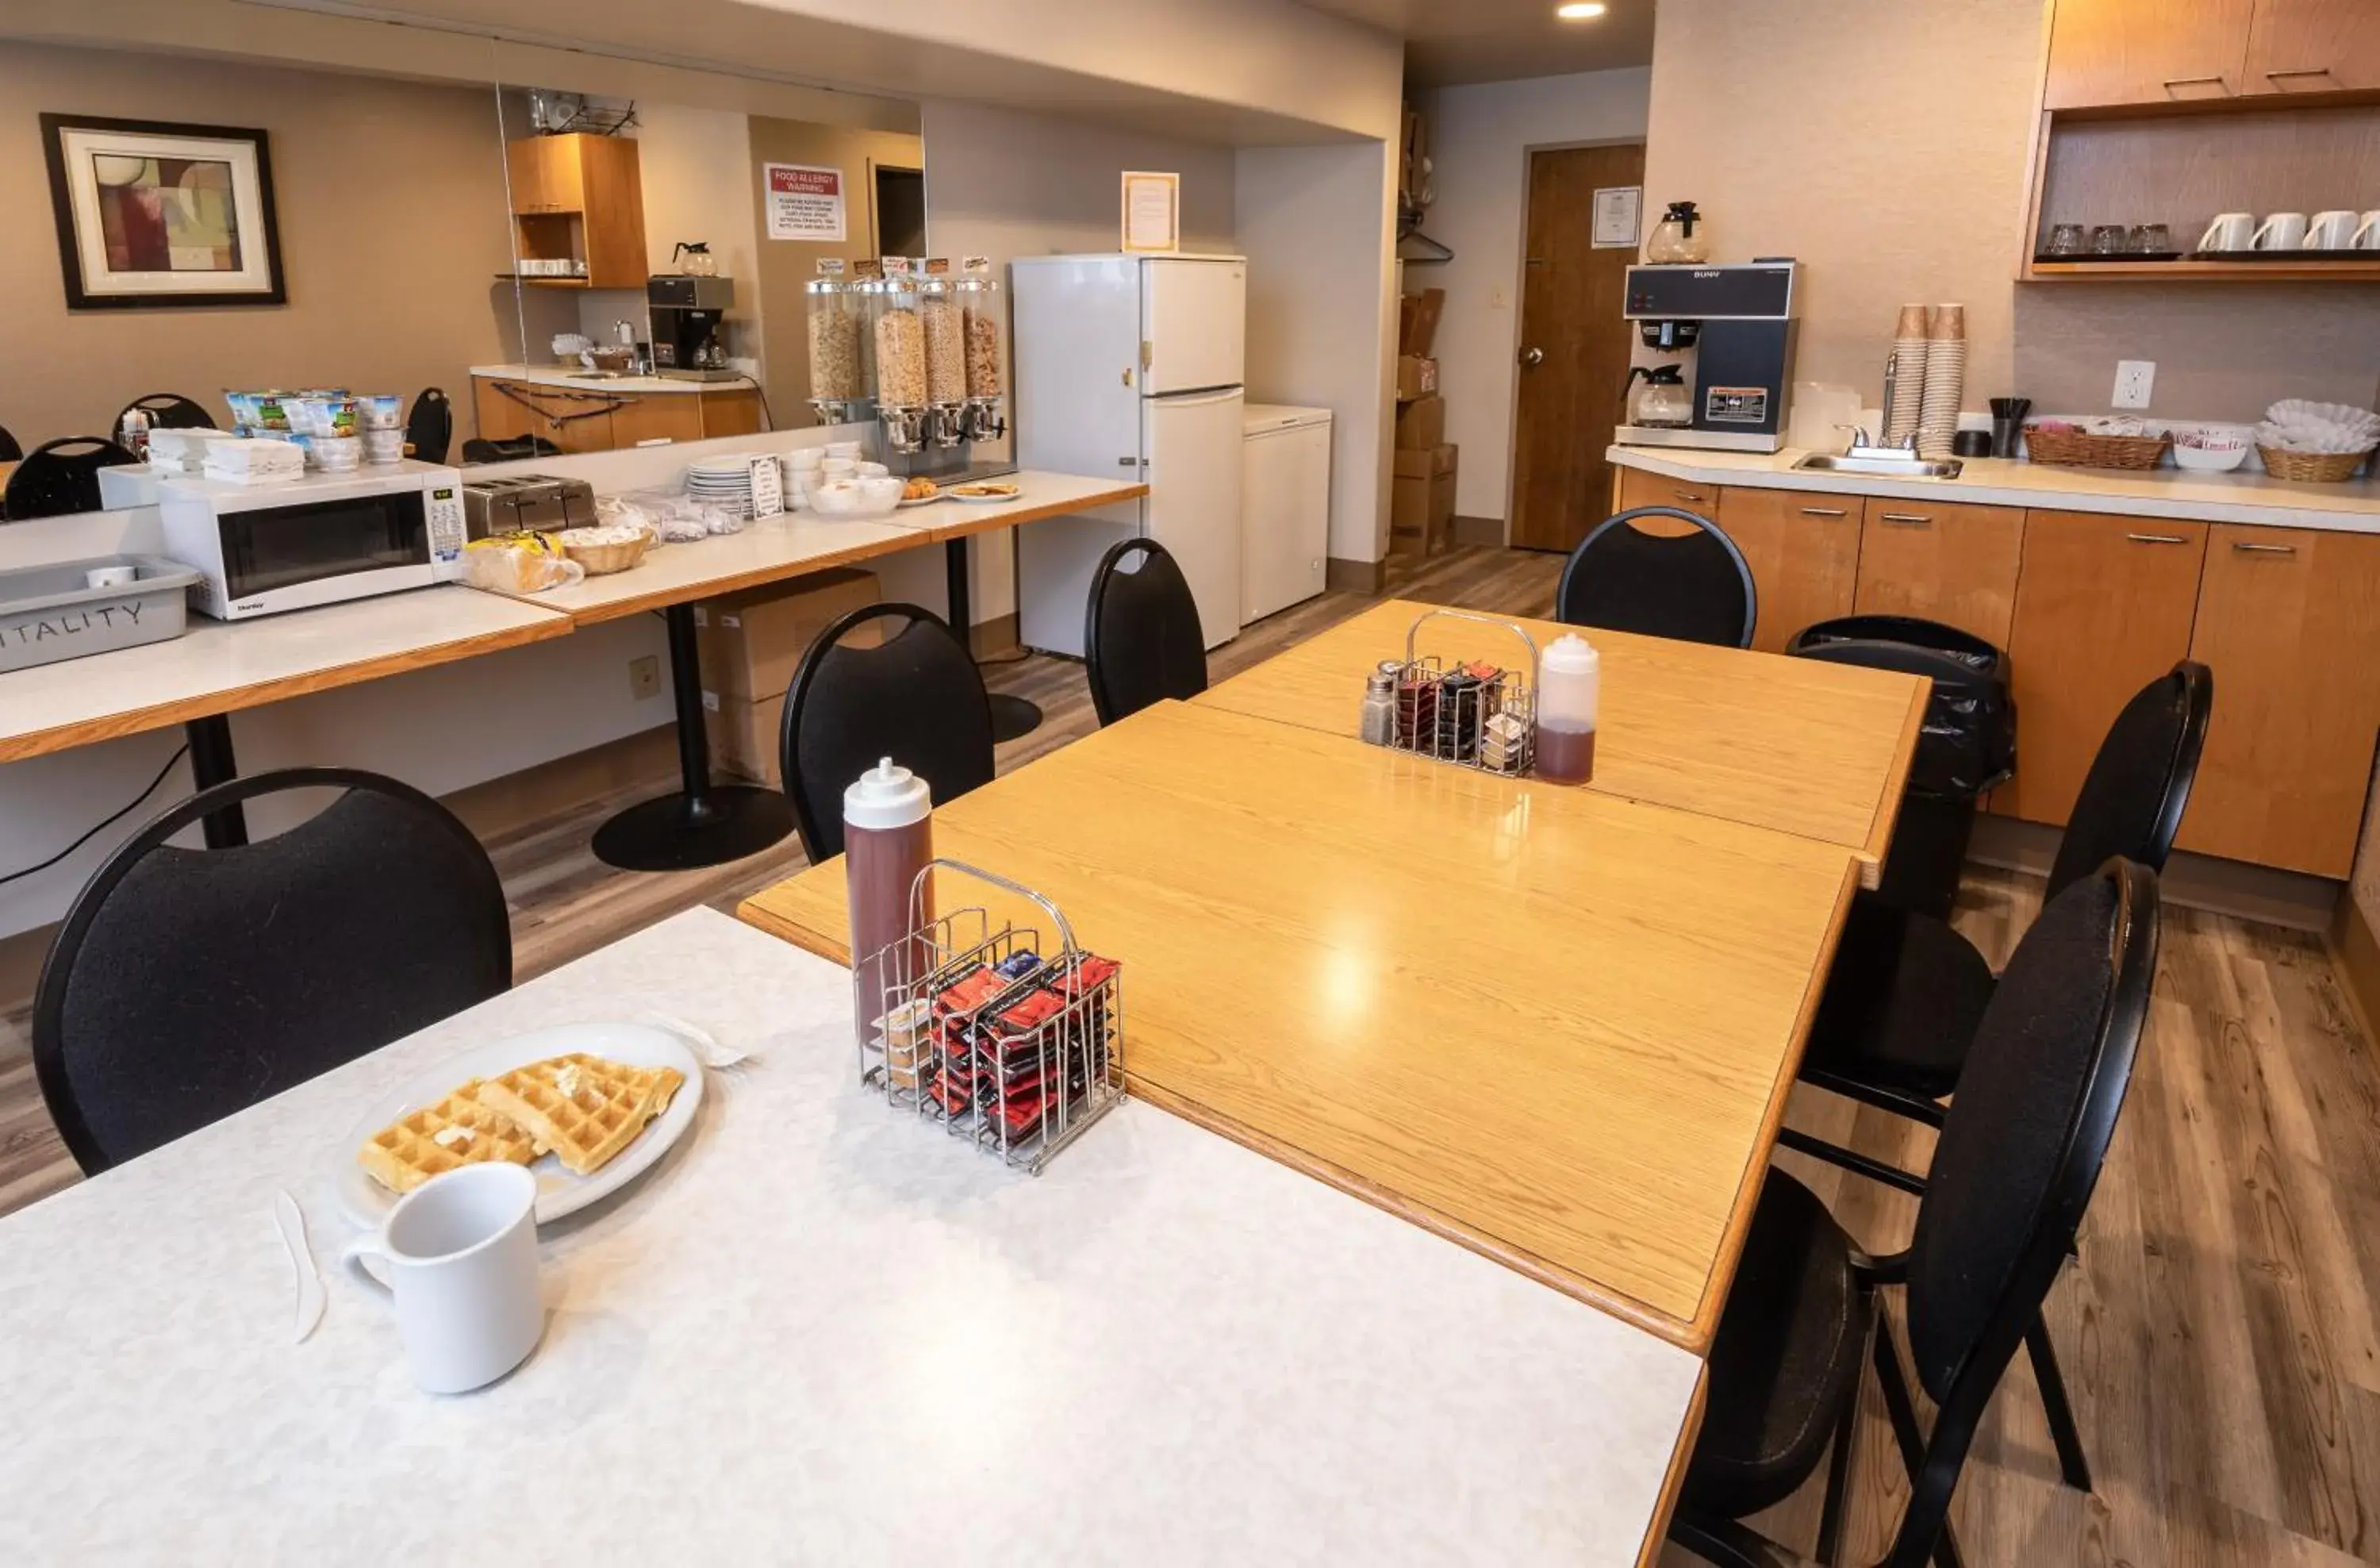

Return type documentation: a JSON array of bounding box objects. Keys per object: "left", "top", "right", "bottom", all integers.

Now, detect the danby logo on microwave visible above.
[{"left": 1692, "top": 270, "right": 1722, "bottom": 279}]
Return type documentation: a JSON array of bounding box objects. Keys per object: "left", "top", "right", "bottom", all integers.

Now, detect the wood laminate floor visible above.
[{"left": 2, "top": 546, "right": 2374, "bottom": 1566}]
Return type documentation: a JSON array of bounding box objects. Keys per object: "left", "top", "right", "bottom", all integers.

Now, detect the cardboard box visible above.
[
  {"left": 1398, "top": 289, "right": 1445, "bottom": 358},
  {"left": 1395, "top": 393, "right": 1445, "bottom": 452},
  {"left": 1392, "top": 445, "right": 1458, "bottom": 558},
  {"left": 704, "top": 688, "right": 785, "bottom": 787},
  {"left": 693, "top": 567, "right": 880, "bottom": 702},
  {"left": 1395, "top": 355, "right": 1438, "bottom": 402}
]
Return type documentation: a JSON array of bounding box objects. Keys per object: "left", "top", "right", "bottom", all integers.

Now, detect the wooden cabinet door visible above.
[
  {"left": 1852, "top": 499, "right": 2026, "bottom": 646},
  {"left": 1615, "top": 465, "right": 1720, "bottom": 519},
  {"left": 478, "top": 381, "right": 616, "bottom": 453},
  {"left": 504, "top": 139, "right": 547, "bottom": 214},
  {"left": 697, "top": 388, "right": 765, "bottom": 440},
  {"left": 576, "top": 136, "right": 648, "bottom": 290},
  {"left": 2178, "top": 526, "right": 2380, "bottom": 875},
  {"left": 2000, "top": 512, "right": 2207, "bottom": 826},
  {"left": 609, "top": 394, "right": 704, "bottom": 448},
  {"left": 2044, "top": 0, "right": 2257, "bottom": 106},
  {"left": 1716, "top": 487, "right": 1861, "bottom": 654},
  {"left": 2244, "top": 0, "right": 2380, "bottom": 92}
]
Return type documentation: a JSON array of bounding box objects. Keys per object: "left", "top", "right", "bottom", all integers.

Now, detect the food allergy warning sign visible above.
[{"left": 764, "top": 163, "right": 846, "bottom": 242}]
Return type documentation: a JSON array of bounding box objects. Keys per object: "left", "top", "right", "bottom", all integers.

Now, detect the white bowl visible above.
[
  {"left": 785, "top": 447, "right": 823, "bottom": 471},
  {"left": 2173, "top": 442, "right": 2250, "bottom": 473},
  {"left": 855, "top": 460, "right": 889, "bottom": 478},
  {"left": 823, "top": 440, "right": 863, "bottom": 460},
  {"left": 809, "top": 478, "right": 902, "bottom": 519},
  {"left": 820, "top": 457, "right": 857, "bottom": 478}
]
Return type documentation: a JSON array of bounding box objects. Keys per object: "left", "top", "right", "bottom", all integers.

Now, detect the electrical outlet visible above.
[
  {"left": 2112, "top": 359, "right": 2156, "bottom": 409},
  {"left": 628, "top": 655, "right": 661, "bottom": 701}
]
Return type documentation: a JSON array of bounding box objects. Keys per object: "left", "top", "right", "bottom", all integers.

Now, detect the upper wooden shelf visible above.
[{"left": 2027, "top": 258, "right": 2380, "bottom": 282}]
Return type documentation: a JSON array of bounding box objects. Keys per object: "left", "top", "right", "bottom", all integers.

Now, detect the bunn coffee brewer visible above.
[
  {"left": 647, "top": 275, "right": 739, "bottom": 381},
  {"left": 1616, "top": 260, "right": 1799, "bottom": 453}
]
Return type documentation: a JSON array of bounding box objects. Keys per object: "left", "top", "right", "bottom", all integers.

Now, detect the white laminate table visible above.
[{"left": 0, "top": 909, "right": 1702, "bottom": 1566}]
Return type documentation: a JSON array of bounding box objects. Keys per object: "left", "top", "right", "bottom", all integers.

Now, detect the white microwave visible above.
[{"left": 157, "top": 463, "right": 469, "bottom": 621}]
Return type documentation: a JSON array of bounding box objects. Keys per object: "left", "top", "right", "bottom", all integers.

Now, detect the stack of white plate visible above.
[{"left": 685, "top": 455, "right": 759, "bottom": 519}]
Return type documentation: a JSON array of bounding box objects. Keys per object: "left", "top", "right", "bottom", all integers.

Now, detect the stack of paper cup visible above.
[
  {"left": 1884, "top": 303, "right": 1929, "bottom": 448},
  {"left": 1916, "top": 304, "right": 1966, "bottom": 460}
]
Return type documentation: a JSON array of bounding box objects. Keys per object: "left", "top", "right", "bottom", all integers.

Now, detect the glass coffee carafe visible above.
[{"left": 1623, "top": 364, "right": 1694, "bottom": 429}]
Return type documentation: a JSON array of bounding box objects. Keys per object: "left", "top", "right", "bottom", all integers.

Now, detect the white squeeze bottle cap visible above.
[
  {"left": 1538, "top": 634, "right": 1600, "bottom": 731},
  {"left": 843, "top": 757, "right": 932, "bottom": 831}
]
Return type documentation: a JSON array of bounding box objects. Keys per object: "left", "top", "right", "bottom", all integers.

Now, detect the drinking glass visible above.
[
  {"left": 2090, "top": 225, "right": 2131, "bottom": 256},
  {"left": 2129, "top": 223, "right": 2174, "bottom": 256},
  {"left": 2044, "top": 223, "right": 2086, "bottom": 256}
]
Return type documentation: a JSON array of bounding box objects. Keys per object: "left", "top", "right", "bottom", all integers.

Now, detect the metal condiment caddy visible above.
[
  {"left": 1372, "top": 608, "right": 1539, "bottom": 778},
  {"left": 853, "top": 859, "right": 1125, "bottom": 1175}
]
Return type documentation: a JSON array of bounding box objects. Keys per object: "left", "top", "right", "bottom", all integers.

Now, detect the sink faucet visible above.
[{"left": 1833, "top": 423, "right": 1917, "bottom": 460}]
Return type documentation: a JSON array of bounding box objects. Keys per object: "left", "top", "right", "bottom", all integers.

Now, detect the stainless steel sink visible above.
[{"left": 1794, "top": 452, "right": 1964, "bottom": 478}]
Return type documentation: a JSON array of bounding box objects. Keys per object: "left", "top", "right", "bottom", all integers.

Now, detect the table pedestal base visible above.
[
  {"left": 946, "top": 535, "right": 1044, "bottom": 743},
  {"left": 593, "top": 601, "right": 795, "bottom": 871}
]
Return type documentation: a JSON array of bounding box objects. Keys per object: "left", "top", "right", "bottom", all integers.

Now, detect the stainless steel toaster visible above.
[{"left": 462, "top": 474, "right": 597, "bottom": 537}]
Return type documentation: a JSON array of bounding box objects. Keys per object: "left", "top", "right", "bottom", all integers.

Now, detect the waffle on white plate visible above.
[
  {"left": 356, "top": 1081, "right": 539, "bottom": 1195},
  {"left": 473, "top": 1053, "right": 687, "bottom": 1177}
]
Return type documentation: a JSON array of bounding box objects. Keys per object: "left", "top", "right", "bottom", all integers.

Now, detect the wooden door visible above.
[
  {"left": 1511, "top": 142, "right": 1646, "bottom": 554},
  {"left": 503, "top": 138, "right": 548, "bottom": 214},
  {"left": 2244, "top": 0, "right": 2380, "bottom": 92},
  {"left": 1717, "top": 488, "right": 1861, "bottom": 654},
  {"left": 2178, "top": 525, "right": 2380, "bottom": 875},
  {"left": 1999, "top": 512, "right": 2207, "bottom": 826},
  {"left": 2044, "top": 0, "right": 2256, "bottom": 107},
  {"left": 1852, "top": 498, "right": 2025, "bottom": 646},
  {"left": 577, "top": 136, "right": 648, "bottom": 290}
]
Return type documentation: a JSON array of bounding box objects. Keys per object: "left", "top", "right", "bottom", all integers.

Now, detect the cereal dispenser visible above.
[
  {"left": 874, "top": 257, "right": 1008, "bottom": 482},
  {"left": 804, "top": 258, "right": 872, "bottom": 425},
  {"left": 954, "top": 257, "right": 1008, "bottom": 447}
]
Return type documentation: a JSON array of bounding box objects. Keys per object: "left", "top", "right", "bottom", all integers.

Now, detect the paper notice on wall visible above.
[
  {"left": 1121, "top": 171, "right": 1180, "bottom": 253},
  {"left": 764, "top": 163, "right": 846, "bottom": 242},
  {"left": 1591, "top": 186, "right": 1641, "bottom": 248}
]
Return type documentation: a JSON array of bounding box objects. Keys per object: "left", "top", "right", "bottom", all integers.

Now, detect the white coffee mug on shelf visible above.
[
  {"left": 2307, "top": 210, "right": 2360, "bottom": 250},
  {"left": 343, "top": 1163, "right": 543, "bottom": 1394},
  {"left": 2353, "top": 211, "right": 2380, "bottom": 251},
  {"left": 2253, "top": 212, "right": 2310, "bottom": 251},
  {"left": 2198, "top": 212, "right": 2255, "bottom": 252}
]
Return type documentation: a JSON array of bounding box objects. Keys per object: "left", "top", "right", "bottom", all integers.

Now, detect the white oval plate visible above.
[
  {"left": 332, "top": 1022, "right": 703, "bottom": 1229},
  {"left": 945, "top": 486, "right": 1022, "bottom": 505},
  {"left": 896, "top": 494, "right": 944, "bottom": 509}
]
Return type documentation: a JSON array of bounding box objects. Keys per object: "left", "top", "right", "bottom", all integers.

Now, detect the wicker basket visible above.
[
  {"left": 2258, "top": 445, "right": 2372, "bottom": 483},
  {"left": 2024, "top": 426, "right": 2173, "bottom": 470},
  {"left": 558, "top": 534, "right": 651, "bottom": 575}
]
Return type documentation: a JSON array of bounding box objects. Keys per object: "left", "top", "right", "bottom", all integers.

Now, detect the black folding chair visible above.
[
  {"left": 117, "top": 393, "right": 217, "bottom": 432},
  {"left": 33, "top": 767, "right": 512, "bottom": 1174},
  {"left": 1554, "top": 504, "right": 1757, "bottom": 648},
  {"left": 2, "top": 436, "right": 140, "bottom": 521},
  {"left": 778, "top": 603, "right": 996, "bottom": 863},
  {"left": 407, "top": 387, "right": 454, "bottom": 464},
  {"left": 1672, "top": 859, "right": 2159, "bottom": 1568},
  {"left": 1084, "top": 538, "right": 1208, "bottom": 725}
]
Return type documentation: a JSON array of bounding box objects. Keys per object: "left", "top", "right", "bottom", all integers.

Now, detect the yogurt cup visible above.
[
  {"left": 361, "top": 427, "right": 406, "bottom": 464},
  {"left": 359, "top": 394, "right": 405, "bottom": 430}
]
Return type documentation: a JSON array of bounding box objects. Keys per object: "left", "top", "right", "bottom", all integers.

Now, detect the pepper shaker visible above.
[{"left": 1360, "top": 667, "right": 1396, "bottom": 746}]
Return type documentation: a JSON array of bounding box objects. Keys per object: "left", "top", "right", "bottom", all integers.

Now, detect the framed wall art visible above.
[{"left": 40, "top": 113, "right": 286, "bottom": 309}]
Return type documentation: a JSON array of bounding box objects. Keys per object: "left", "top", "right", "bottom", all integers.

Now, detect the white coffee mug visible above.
[
  {"left": 343, "top": 1163, "right": 543, "bottom": 1394},
  {"left": 2199, "top": 212, "right": 2255, "bottom": 252},
  {"left": 2354, "top": 211, "right": 2380, "bottom": 251},
  {"left": 83, "top": 565, "right": 138, "bottom": 590},
  {"left": 2253, "top": 212, "right": 2310, "bottom": 251},
  {"left": 2307, "top": 210, "right": 2359, "bottom": 250}
]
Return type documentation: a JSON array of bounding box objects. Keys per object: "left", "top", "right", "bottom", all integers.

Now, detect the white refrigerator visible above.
[
  {"left": 1242, "top": 403, "right": 1332, "bottom": 623},
  {"left": 1012, "top": 254, "right": 1246, "bottom": 656}
]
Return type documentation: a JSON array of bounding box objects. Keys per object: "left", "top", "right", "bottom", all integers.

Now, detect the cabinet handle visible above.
[
  {"left": 1672, "top": 489, "right": 1707, "bottom": 503},
  {"left": 2162, "top": 74, "right": 2231, "bottom": 94},
  {"left": 2232, "top": 540, "right": 2298, "bottom": 555},
  {"left": 2125, "top": 532, "right": 2188, "bottom": 545},
  {"left": 1798, "top": 505, "right": 1848, "bottom": 517},
  {"left": 2264, "top": 67, "right": 2336, "bottom": 86},
  {"left": 1879, "top": 512, "right": 1932, "bottom": 526}
]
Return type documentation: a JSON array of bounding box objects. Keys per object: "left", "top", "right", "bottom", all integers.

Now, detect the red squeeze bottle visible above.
[{"left": 844, "top": 758, "right": 935, "bottom": 1040}]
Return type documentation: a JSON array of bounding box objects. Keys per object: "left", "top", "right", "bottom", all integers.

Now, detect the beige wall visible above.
[
  {"left": 913, "top": 97, "right": 1238, "bottom": 628},
  {"left": 1420, "top": 68, "right": 1653, "bottom": 522},
  {"left": 748, "top": 118, "right": 927, "bottom": 426},
  {"left": 1644, "top": 0, "right": 2380, "bottom": 425},
  {"left": 0, "top": 41, "right": 522, "bottom": 448},
  {"left": 1238, "top": 140, "right": 1400, "bottom": 566}
]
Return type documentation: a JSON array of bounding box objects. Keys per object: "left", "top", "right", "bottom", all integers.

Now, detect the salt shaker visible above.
[
  {"left": 1360, "top": 667, "right": 1397, "bottom": 746},
  {"left": 844, "top": 758, "right": 935, "bottom": 1040},
  {"left": 1535, "top": 634, "right": 1600, "bottom": 785}
]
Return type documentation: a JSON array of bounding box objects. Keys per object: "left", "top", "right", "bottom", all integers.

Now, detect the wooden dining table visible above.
[
  {"left": 739, "top": 698, "right": 1867, "bottom": 1352},
  {"left": 1192, "top": 598, "right": 1929, "bottom": 888}
]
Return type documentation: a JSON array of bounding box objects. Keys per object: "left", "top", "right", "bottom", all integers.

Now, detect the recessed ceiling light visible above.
[{"left": 1556, "top": 2, "right": 1607, "bottom": 17}]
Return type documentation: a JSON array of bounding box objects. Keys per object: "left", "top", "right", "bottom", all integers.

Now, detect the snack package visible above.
[{"left": 462, "top": 532, "right": 585, "bottom": 594}]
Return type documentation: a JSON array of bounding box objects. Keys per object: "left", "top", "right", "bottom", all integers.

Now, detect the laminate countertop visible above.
[
  {"left": 0, "top": 908, "right": 1704, "bottom": 1565},
  {"left": 470, "top": 364, "right": 732, "bottom": 396},
  {"left": 1610, "top": 445, "right": 2380, "bottom": 532}
]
